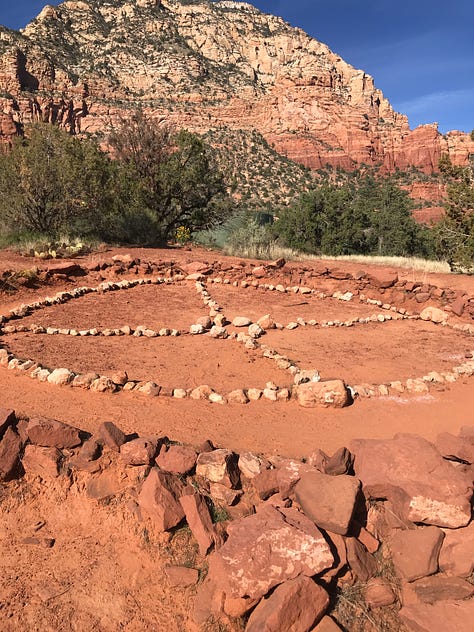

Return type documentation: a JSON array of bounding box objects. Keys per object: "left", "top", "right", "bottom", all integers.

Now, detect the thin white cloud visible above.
[{"left": 395, "top": 89, "right": 474, "bottom": 116}]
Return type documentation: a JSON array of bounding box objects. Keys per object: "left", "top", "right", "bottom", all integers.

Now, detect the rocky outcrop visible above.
[
  {"left": 3, "top": 407, "right": 474, "bottom": 630},
  {"left": 0, "top": 0, "right": 472, "bottom": 176}
]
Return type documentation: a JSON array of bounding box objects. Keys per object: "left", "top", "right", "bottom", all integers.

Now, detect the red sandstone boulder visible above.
[
  {"left": 138, "top": 468, "right": 185, "bottom": 531},
  {"left": 312, "top": 616, "right": 343, "bottom": 631},
  {"left": 156, "top": 444, "right": 197, "bottom": 474},
  {"left": 0, "top": 408, "right": 16, "bottom": 439},
  {"left": 400, "top": 598, "right": 474, "bottom": 632},
  {"left": 439, "top": 521, "right": 474, "bottom": 577},
  {"left": 0, "top": 426, "right": 22, "bottom": 481},
  {"left": 366, "top": 271, "right": 398, "bottom": 289},
  {"left": 179, "top": 493, "right": 216, "bottom": 556},
  {"left": 436, "top": 432, "right": 474, "bottom": 464},
  {"left": 296, "top": 380, "right": 349, "bottom": 408},
  {"left": 22, "top": 445, "right": 61, "bottom": 478},
  {"left": 120, "top": 437, "right": 158, "bottom": 465},
  {"left": 295, "top": 471, "right": 361, "bottom": 535},
  {"left": 245, "top": 576, "right": 329, "bottom": 632},
  {"left": 276, "top": 459, "right": 316, "bottom": 498},
  {"left": 27, "top": 416, "right": 82, "bottom": 449},
  {"left": 350, "top": 434, "right": 473, "bottom": 528},
  {"left": 77, "top": 438, "right": 101, "bottom": 462},
  {"left": 388, "top": 526, "right": 445, "bottom": 582},
  {"left": 411, "top": 575, "right": 474, "bottom": 603},
  {"left": 450, "top": 296, "right": 466, "bottom": 316},
  {"left": 208, "top": 505, "right": 333, "bottom": 600},
  {"left": 97, "top": 421, "right": 126, "bottom": 452},
  {"left": 252, "top": 468, "right": 279, "bottom": 500},
  {"left": 209, "top": 482, "right": 242, "bottom": 506},
  {"left": 364, "top": 577, "right": 396, "bottom": 608},
  {"left": 45, "top": 262, "right": 84, "bottom": 276},
  {"left": 308, "top": 447, "right": 354, "bottom": 475},
  {"left": 344, "top": 537, "right": 378, "bottom": 582}
]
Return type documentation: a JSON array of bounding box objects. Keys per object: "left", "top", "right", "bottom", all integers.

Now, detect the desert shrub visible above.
[
  {"left": 434, "top": 154, "right": 474, "bottom": 270},
  {"left": 273, "top": 178, "right": 435, "bottom": 259},
  {"left": 223, "top": 212, "right": 276, "bottom": 259},
  {"left": 0, "top": 115, "right": 232, "bottom": 247},
  {"left": 0, "top": 123, "right": 116, "bottom": 238},
  {"left": 108, "top": 110, "right": 233, "bottom": 245}
]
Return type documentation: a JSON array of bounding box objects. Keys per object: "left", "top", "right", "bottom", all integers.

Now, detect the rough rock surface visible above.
[
  {"left": 26, "top": 416, "right": 82, "bottom": 449},
  {"left": 155, "top": 444, "right": 197, "bottom": 474},
  {"left": 295, "top": 471, "right": 361, "bottom": 535},
  {"left": 439, "top": 521, "right": 474, "bottom": 577},
  {"left": 196, "top": 449, "right": 240, "bottom": 488},
  {"left": 245, "top": 576, "right": 329, "bottom": 632},
  {"left": 350, "top": 434, "right": 473, "bottom": 528},
  {"left": 208, "top": 505, "right": 333, "bottom": 600},
  {"left": 296, "top": 380, "right": 349, "bottom": 408},
  {"left": 389, "top": 527, "right": 445, "bottom": 582},
  {"left": 400, "top": 599, "right": 474, "bottom": 632},
  {"left": 138, "top": 468, "right": 185, "bottom": 531},
  {"left": 0, "top": 426, "right": 21, "bottom": 481},
  {"left": 0, "top": 0, "right": 471, "bottom": 194},
  {"left": 179, "top": 493, "right": 216, "bottom": 556},
  {"left": 22, "top": 444, "right": 61, "bottom": 478}
]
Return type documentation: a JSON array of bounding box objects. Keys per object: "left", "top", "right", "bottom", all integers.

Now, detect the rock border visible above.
[
  {"left": 1, "top": 408, "right": 473, "bottom": 631},
  {"left": 1, "top": 262, "right": 473, "bottom": 406}
]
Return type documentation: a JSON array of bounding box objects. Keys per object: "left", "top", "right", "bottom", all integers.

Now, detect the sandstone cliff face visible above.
[{"left": 0, "top": 0, "right": 472, "bottom": 172}]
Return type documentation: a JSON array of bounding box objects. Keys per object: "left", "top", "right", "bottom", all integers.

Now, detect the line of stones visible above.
[
  {"left": 203, "top": 277, "right": 474, "bottom": 398},
  {"left": 0, "top": 275, "right": 295, "bottom": 402},
  {"left": 201, "top": 278, "right": 474, "bottom": 399},
  {"left": 1, "top": 274, "right": 473, "bottom": 404}
]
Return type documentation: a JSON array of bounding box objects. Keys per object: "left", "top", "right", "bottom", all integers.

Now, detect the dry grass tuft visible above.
[
  {"left": 333, "top": 547, "right": 406, "bottom": 632},
  {"left": 223, "top": 240, "right": 451, "bottom": 274}
]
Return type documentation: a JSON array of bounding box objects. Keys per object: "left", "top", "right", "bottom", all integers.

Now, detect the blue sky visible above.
[{"left": 2, "top": 0, "right": 473, "bottom": 133}]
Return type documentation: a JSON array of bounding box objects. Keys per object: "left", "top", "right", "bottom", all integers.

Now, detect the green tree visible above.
[
  {"left": 108, "top": 110, "right": 231, "bottom": 244},
  {"left": 435, "top": 154, "right": 474, "bottom": 269},
  {"left": 273, "top": 177, "right": 429, "bottom": 257},
  {"left": 0, "top": 122, "right": 115, "bottom": 237},
  {"left": 355, "top": 177, "right": 426, "bottom": 257}
]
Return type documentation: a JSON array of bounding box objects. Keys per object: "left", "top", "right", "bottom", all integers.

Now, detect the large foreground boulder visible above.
[
  {"left": 245, "top": 576, "right": 329, "bottom": 632},
  {"left": 350, "top": 434, "right": 473, "bottom": 528},
  {"left": 208, "top": 505, "right": 334, "bottom": 600},
  {"left": 294, "top": 471, "right": 361, "bottom": 535}
]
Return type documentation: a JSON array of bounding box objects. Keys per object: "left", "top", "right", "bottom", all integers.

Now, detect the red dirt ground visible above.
[
  {"left": 1, "top": 245, "right": 473, "bottom": 455},
  {"left": 1, "top": 245, "right": 473, "bottom": 632}
]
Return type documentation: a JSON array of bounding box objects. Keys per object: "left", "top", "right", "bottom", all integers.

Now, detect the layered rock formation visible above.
[{"left": 0, "top": 0, "right": 472, "bottom": 175}]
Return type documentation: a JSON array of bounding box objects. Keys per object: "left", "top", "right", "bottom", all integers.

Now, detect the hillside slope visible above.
[{"left": 0, "top": 0, "right": 472, "bottom": 182}]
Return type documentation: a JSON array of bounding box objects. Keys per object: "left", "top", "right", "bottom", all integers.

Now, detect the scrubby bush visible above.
[
  {"left": 272, "top": 177, "right": 434, "bottom": 259},
  {"left": 0, "top": 123, "right": 116, "bottom": 237},
  {"left": 107, "top": 111, "right": 232, "bottom": 245},
  {"left": 434, "top": 154, "right": 474, "bottom": 270}
]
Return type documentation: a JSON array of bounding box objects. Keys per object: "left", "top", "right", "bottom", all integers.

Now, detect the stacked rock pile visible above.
[{"left": 1, "top": 407, "right": 473, "bottom": 631}]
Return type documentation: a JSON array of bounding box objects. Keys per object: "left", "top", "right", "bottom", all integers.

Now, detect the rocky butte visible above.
[{"left": 0, "top": 0, "right": 473, "bottom": 175}]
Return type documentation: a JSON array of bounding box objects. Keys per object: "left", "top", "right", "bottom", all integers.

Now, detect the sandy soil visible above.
[
  {"left": 1, "top": 245, "right": 473, "bottom": 455},
  {"left": 1, "top": 245, "right": 473, "bottom": 631}
]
